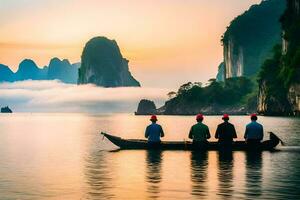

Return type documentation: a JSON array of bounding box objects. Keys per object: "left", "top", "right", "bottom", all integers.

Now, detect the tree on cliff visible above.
[
  {"left": 167, "top": 91, "right": 177, "bottom": 99},
  {"left": 162, "top": 77, "right": 254, "bottom": 114}
]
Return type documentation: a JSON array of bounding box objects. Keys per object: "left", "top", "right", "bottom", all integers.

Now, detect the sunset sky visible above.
[{"left": 0, "top": 0, "right": 261, "bottom": 88}]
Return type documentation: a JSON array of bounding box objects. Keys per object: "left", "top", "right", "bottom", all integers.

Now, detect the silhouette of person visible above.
[
  {"left": 215, "top": 114, "right": 237, "bottom": 150},
  {"left": 189, "top": 114, "right": 211, "bottom": 150},
  {"left": 145, "top": 115, "right": 164, "bottom": 148}
]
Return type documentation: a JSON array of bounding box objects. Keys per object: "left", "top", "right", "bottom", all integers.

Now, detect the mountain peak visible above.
[
  {"left": 18, "top": 59, "right": 38, "bottom": 71},
  {"left": 0, "top": 58, "right": 79, "bottom": 83},
  {"left": 78, "top": 36, "right": 140, "bottom": 87}
]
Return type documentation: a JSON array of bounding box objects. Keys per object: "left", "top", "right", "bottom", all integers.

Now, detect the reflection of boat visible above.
[{"left": 101, "top": 132, "right": 281, "bottom": 151}]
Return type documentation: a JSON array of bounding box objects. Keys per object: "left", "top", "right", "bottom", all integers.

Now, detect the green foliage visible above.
[
  {"left": 258, "top": 45, "right": 282, "bottom": 82},
  {"left": 256, "top": 0, "right": 300, "bottom": 115},
  {"left": 278, "top": 0, "right": 300, "bottom": 86},
  {"left": 280, "top": 32, "right": 300, "bottom": 85},
  {"left": 258, "top": 44, "right": 290, "bottom": 106},
  {"left": 167, "top": 91, "right": 177, "bottom": 99},
  {"left": 165, "top": 77, "right": 254, "bottom": 112},
  {"left": 223, "top": 0, "right": 284, "bottom": 45},
  {"left": 259, "top": 0, "right": 300, "bottom": 89},
  {"left": 243, "top": 92, "right": 258, "bottom": 111},
  {"left": 222, "top": 0, "right": 285, "bottom": 76}
]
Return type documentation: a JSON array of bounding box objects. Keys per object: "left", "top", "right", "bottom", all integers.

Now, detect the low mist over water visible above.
[{"left": 0, "top": 80, "right": 168, "bottom": 112}]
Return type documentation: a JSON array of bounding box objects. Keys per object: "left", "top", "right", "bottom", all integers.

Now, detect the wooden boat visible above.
[{"left": 101, "top": 132, "right": 282, "bottom": 151}]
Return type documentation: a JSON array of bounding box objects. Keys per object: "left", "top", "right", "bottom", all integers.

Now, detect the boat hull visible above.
[{"left": 101, "top": 132, "right": 280, "bottom": 151}]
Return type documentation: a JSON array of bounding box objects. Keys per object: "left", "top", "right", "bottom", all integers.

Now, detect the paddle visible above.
[{"left": 269, "top": 132, "right": 285, "bottom": 146}]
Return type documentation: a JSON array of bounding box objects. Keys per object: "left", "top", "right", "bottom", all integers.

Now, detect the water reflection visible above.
[
  {"left": 245, "top": 151, "right": 263, "bottom": 198},
  {"left": 84, "top": 151, "right": 115, "bottom": 199},
  {"left": 217, "top": 150, "right": 234, "bottom": 199},
  {"left": 145, "top": 150, "right": 163, "bottom": 199},
  {"left": 0, "top": 114, "right": 299, "bottom": 199},
  {"left": 190, "top": 151, "right": 208, "bottom": 197}
]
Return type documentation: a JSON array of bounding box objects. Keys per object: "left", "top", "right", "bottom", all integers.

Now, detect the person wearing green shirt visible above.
[{"left": 189, "top": 114, "right": 211, "bottom": 149}]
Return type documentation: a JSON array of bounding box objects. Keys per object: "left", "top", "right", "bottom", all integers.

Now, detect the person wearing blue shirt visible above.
[
  {"left": 145, "top": 115, "right": 164, "bottom": 145},
  {"left": 244, "top": 114, "right": 264, "bottom": 147}
]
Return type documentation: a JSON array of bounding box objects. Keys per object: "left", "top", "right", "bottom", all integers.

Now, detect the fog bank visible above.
[{"left": 0, "top": 80, "right": 169, "bottom": 113}]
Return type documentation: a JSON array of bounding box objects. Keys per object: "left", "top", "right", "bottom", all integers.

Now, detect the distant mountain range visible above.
[
  {"left": 0, "top": 37, "right": 140, "bottom": 87},
  {"left": 0, "top": 58, "right": 80, "bottom": 83}
]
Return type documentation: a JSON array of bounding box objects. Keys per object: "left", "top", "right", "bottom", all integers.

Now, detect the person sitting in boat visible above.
[
  {"left": 215, "top": 114, "right": 237, "bottom": 147},
  {"left": 244, "top": 114, "right": 264, "bottom": 147},
  {"left": 145, "top": 115, "right": 164, "bottom": 144},
  {"left": 189, "top": 114, "right": 211, "bottom": 149}
]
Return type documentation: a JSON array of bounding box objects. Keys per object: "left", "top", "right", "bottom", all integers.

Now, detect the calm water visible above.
[{"left": 0, "top": 113, "right": 299, "bottom": 199}]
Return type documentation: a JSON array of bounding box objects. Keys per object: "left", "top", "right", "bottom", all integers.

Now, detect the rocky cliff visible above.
[
  {"left": 0, "top": 64, "right": 15, "bottom": 82},
  {"left": 258, "top": 76, "right": 292, "bottom": 115},
  {"left": 288, "top": 84, "right": 300, "bottom": 115},
  {"left": 0, "top": 58, "right": 79, "bottom": 83},
  {"left": 216, "top": 62, "right": 225, "bottom": 81},
  {"left": 1, "top": 106, "right": 12, "bottom": 113},
  {"left": 258, "top": 0, "right": 300, "bottom": 116},
  {"left": 220, "top": 0, "right": 285, "bottom": 79},
  {"left": 16, "top": 59, "right": 48, "bottom": 80},
  {"left": 47, "top": 58, "right": 79, "bottom": 83},
  {"left": 78, "top": 36, "right": 140, "bottom": 87},
  {"left": 135, "top": 99, "right": 157, "bottom": 115}
]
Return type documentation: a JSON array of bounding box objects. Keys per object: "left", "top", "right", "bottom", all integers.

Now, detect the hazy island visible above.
[
  {"left": 1, "top": 106, "right": 13, "bottom": 113},
  {"left": 135, "top": 99, "right": 157, "bottom": 115}
]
